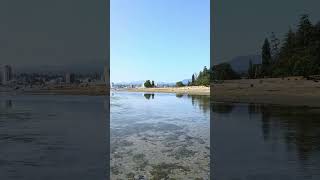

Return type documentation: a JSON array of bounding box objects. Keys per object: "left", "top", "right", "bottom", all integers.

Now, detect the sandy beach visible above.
[
  {"left": 4, "top": 76, "right": 320, "bottom": 107},
  {"left": 121, "top": 76, "right": 320, "bottom": 107},
  {"left": 123, "top": 86, "right": 210, "bottom": 96},
  {"left": 212, "top": 76, "right": 320, "bottom": 107}
]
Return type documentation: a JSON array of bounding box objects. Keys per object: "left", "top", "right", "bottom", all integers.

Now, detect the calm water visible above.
[
  {"left": 213, "top": 102, "right": 320, "bottom": 180},
  {"left": 0, "top": 94, "right": 108, "bottom": 180},
  {"left": 110, "top": 92, "right": 210, "bottom": 179},
  {"left": 2, "top": 92, "right": 319, "bottom": 180}
]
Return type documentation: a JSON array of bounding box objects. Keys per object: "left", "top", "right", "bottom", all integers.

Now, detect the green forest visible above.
[
  {"left": 180, "top": 14, "right": 320, "bottom": 87},
  {"left": 189, "top": 66, "right": 211, "bottom": 86},
  {"left": 250, "top": 14, "right": 320, "bottom": 78},
  {"left": 187, "top": 63, "right": 239, "bottom": 87}
]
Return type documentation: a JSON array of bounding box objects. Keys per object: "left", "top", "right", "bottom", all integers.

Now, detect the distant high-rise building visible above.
[
  {"left": 65, "top": 73, "right": 71, "bottom": 84},
  {"left": 103, "top": 65, "right": 109, "bottom": 86},
  {"left": 70, "top": 74, "right": 75, "bottom": 84},
  {"left": 1, "top": 65, "right": 13, "bottom": 85},
  {"left": 65, "top": 73, "right": 75, "bottom": 84},
  {"left": 0, "top": 65, "right": 2, "bottom": 85}
]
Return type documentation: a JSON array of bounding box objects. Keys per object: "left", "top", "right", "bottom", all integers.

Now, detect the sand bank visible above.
[
  {"left": 4, "top": 76, "right": 320, "bottom": 107},
  {"left": 122, "top": 76, "right": 320, "bottom": 107},
  {"left": 212, "top": 76, "right": 320, "bottom": 107},
  {"left": 123, "top": 86, "right": 210, "bottom": 96}
]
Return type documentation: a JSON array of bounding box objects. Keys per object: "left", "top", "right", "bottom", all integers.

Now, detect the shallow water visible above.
[
  {"left": 213, "top": 102, "right": 320, "bottom": 180},
  {"left": 0, "top": 94, "right": 108, "bottom": 180},
  {"left": 110, "top": 92, "right": 210, "bottom": 179},
  {"left": 2, "top": 92, "right": 316, "bottom": 179}
]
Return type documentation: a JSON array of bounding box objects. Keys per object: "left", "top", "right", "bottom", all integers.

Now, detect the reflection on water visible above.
[
  {"left": 211, "top": 103, "right": 234, "bottom": 114},
  {"left": 144, "top": 93, "right": 155, "bottom": 100},
  {"left": 0, "top": 99, "right": 13, "bottom": 109},
  {"left": 0, "top": 95, "right": 108, "bottom": 180},
  {"left": 111, "top": 92, "right": 210, "bottom": 179},
  {"left": 213, "top": 102, "right": 320, "bottom": 180},
  {"left": 188, "top": 95, "right": 211, "bottom": 114}
]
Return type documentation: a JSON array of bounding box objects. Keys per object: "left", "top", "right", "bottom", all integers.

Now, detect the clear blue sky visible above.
[{"left": 111, "top": 0, "right": 210, "bottom": 83}]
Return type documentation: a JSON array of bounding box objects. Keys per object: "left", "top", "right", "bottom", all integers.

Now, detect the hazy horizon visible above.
[{"left": 0, "top": 0, "right": 107, "bottom": 72}]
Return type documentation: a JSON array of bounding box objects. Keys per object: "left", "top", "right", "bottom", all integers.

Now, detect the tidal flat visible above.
[{"left": 110, "top": 92, "right": 210, "bottom": 179}]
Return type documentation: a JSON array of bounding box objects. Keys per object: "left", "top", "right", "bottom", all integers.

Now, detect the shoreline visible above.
[
  {"left": 119, "top": 76, "right": 320, "bottom": 108},
  {"left": 2, "top": 76, "right": 320, "bottom": 107},
  {"left": 1, "top": 85, "right": 108, "bottom": 96},
  {"left": 212, "top": 76, "right": 320, "bottom": 108},
  {"left": 122, "top": 86, "right": 210, "bottom": 96}
]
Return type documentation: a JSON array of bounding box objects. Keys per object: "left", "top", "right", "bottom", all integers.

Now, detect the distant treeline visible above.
[
  {"left": 177, "top": 66, "right": 211, "bottom": 87},
  {"left": 183, "top": 64, "right": 239, "bottom": 86},
  {"left": 210, "top": 14, "right": 320, "bottom": 81}
]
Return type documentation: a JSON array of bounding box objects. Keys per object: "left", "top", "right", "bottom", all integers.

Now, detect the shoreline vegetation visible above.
[
  {"left": 2, "top": 76, "right": 320, "bottom": 107},
  {"left": 2, "top": 15, "right": 319, "bottom": 107},
  {"left": 118, "top": 76, "right": 320, "bottom": 108}
]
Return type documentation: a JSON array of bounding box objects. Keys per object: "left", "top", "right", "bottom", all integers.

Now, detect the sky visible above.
[
  {"left": 0, "top": 0, "right": 107, "bottom": 72},
  {"left": 213, "top": 0, "right": 320, "bottom": 64},
  {"left": 110, "top": 0, "right": 210, "bottom": 83}
]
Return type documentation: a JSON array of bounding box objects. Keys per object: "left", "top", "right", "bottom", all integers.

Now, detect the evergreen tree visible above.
[
  {"left": 144, "top": 80, "right": 152, "bottom": 88},
  {"left": 176, "top": 81, "right": 185, "bottom": 87},
  {"left": 270, "top": 32, "right": 280, "bottom": 62},
  {"left": 297, "top": 14, "right": 313, "bottom": 47},
  {"left": 151, "top": 80, "right": 155, "bottom": 87},
  {"left": 262, "top": 38, "right": 272, "bottom": 76},
  {"left": 211, "top": 63, "right": 239, "bottom": 80},
  {"left": 314, "top": 22, "right": 320, "bottom": 67},
  {"left": 203, "top": 66, "right": 208, "bottom": 74},
  {"left": 248, "top": 59, "right": 254, "bottom": 79},
  {"left": 265, "top": 14, "right": 320, "bottom": 77},
  {"left": 191, "top": 74, "right": 195, "bottom": 85}
]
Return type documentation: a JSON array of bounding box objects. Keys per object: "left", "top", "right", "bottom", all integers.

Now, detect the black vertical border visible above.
[
  {"left": 210, "top": 0, "right": 214, "bottom": 179},
  {"left": 106, "top": 0, "right": 110, "bottom": 179}
]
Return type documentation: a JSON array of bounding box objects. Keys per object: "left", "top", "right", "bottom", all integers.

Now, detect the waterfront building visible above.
[
  {"left": 1, "top": 65, "right": 13, "bottom": 85},
  {"left": 65, "top": 73, "right": 71, "bottom": 84},
  {"left": 65, "top": 73, "right": 76, "bottom": 84}
]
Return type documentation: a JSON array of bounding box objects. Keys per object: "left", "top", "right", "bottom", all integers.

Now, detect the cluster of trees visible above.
[
  {"left": 190, "top": 66, "right": 211, "bottom": 86},
  {"left": 176, "top": 81, "right": 185, "bottom": 87},
  {"left": 210, "top": 63, "right": 239, "bottom": 81},
  {"left": 249, "top": 14, "right": 320, "bottom": 78},
  {"left": 175, "top": 14, "right": 320, "bottom": 85},
  {"left": 144, "top": 80, "right": 155, "bottom": 88},
  {"left": 185, "top": 64, "right": 239, "bottom": 86},
  {"left": 188, "top": 64, "right": 239, "bottom": 86}
]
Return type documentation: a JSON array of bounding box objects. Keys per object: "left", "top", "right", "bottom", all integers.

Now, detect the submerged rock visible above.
[{"left": 134, "top": 175, "right": 148, "bottom": 180}]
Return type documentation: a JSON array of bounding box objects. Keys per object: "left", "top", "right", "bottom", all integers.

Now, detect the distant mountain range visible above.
[
  {"left": 181, "top": 79, "right": 191, "bottom": 85},
  {"left": 113, "top": 80, "right": 145, "bottom": 86},
  {"left": 227, "top": 54, "right": 261, "bottom": 73}
]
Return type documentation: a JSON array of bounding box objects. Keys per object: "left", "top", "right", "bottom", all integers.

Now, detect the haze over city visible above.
[{"left": 0, "top": 0, "right": 107, "bottom": 73}]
